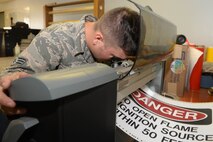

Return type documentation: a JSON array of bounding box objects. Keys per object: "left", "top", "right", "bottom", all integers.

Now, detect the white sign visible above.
[{"left": 116, "top": 86, "right": 213, "bottom": 142}]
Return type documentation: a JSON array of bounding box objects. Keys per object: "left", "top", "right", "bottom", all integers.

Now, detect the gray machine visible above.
[
  {"left": 2, "top": 1, "right": 177, "bottom": 142},
  {"left": 3, "top": 64, "right": 118, "bottom": 142}
]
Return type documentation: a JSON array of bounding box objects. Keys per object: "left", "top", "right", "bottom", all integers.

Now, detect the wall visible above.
[
  {"left": 105, "top": 0, "right": 213, "bottom": 46},
  {"left": 0, "top": 0, "right": 212, "bottom": 46},
  {"left": 0, "top": 0, "right": 73, "bottom": 29}
]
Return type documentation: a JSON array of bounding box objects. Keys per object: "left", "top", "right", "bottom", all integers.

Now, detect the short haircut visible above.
[{"left": 96, "top": 7, "right": 140, "bottom": 56}]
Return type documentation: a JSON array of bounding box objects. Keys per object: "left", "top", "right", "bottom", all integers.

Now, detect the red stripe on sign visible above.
[{"left": 131, "top": 90, "right": 207, "bottom": 122}]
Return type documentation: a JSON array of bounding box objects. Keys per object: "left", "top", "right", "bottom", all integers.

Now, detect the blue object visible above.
[{"left": 200, "top": 72, "right": 213, "bottom": 88}]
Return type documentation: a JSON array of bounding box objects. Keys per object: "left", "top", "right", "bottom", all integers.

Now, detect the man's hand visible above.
[{"left": 0, "top": 72, "right": 30, "bottom": 115}]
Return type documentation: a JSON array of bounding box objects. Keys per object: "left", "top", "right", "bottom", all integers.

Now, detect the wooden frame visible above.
[{"left": 44, "top": 0, "right": 104, "bottom": 27}]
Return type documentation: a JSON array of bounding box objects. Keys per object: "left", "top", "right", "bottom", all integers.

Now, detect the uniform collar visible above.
[{"left": 73, "top": 15, "right": 97, "bottom": 63}]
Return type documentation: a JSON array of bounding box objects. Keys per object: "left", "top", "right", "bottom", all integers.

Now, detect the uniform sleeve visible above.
[{"left": 3, "top": 29, "right": 62, "bottom": 74}]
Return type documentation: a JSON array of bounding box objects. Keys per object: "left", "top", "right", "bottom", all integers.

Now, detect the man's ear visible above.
[{"left": 93, "top": 32, "right": 104, "bottom": 46}]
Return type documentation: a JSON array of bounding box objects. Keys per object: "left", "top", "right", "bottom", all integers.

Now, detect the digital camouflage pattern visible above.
[{"left": 1, "top": 15, "right": 97, "bottom": 75}]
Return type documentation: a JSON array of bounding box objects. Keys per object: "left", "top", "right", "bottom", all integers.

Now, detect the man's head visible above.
[{"left": 89, "top": 7, "right": 140, "bottom": 61}]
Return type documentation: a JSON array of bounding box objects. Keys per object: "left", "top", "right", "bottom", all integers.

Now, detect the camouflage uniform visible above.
[{"left": 1, "top": 15, "right": 96, "bottom": 75}]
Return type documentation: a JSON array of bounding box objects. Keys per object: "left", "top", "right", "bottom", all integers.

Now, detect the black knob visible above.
[{"left": 176, "top": 34, "right": 186, "bottom": 45}]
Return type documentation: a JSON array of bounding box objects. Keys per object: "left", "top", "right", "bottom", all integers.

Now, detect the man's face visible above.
[
  {"left": 90, "top": 31, "right": 126, "bottom": 61},
  {"left": 92, "top": 45, "right": 127, "bottom": 61}
]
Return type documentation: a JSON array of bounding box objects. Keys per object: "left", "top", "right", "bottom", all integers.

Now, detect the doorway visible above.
[{"left": 0, "top": 11, "right": 5, "bottom": 28}]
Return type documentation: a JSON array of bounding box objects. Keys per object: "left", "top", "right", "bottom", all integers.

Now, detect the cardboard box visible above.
[{"left": 163, "top": 45, "right": 189, "bottom": 99}]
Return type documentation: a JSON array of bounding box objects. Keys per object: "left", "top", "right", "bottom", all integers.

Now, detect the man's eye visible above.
[{"left": 111, "top": 57, "right": 122, "bottom": 62}]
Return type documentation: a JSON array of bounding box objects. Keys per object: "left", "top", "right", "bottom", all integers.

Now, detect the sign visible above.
[{"left": 116, "top": 86, "right": 213, "bottom": 142}]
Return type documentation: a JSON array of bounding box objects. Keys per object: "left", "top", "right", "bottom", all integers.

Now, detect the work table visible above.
[{"left": 181, "top": 88, "right": 213, "bottom": 103}]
